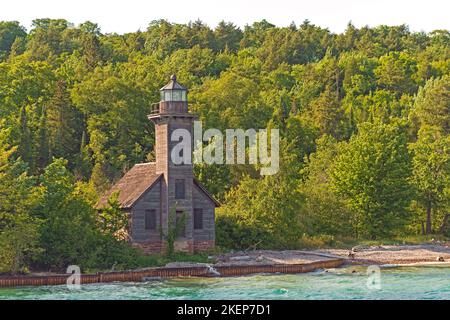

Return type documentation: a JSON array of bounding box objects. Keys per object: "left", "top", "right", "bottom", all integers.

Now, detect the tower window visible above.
[
  {"left": 175, "top": 179, "right": 185, "bottom": 199},
  {"left": 145, "top": 209, "right": 156, "bottom": 230},
  {"left": 194, "top": 208, "right": 203, "bottom": 230}
]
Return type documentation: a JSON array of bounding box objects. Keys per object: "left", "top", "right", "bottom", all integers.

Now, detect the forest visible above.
[{"left": 0, "top": 18, "right": 449, "bottom": 273}]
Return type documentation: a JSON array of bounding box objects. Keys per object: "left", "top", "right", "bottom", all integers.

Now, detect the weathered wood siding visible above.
[
  {"left": 192, "top": 183, "right": 215, "bottom": 242},
  {"left": 131, "top": 179, "right": 162, "bottom": 242}
]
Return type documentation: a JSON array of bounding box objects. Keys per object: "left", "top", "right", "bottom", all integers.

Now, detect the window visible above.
[
  {"left": 176, "top": 210, "right": 186, "bottom": 237},
  {"left": 145, "top": 209, "right": 156, "bottom": 230},
  {"left": 172, "top": 90, "right": 182, "bottom": 101},
  {"left": 175, "top": 179, "right": 185, "bottom": 199},
  {"left": 194, "top": 208, "right": 203, "bottom": 230},
  {"left": 162, "top": 89, "right": 186, "bottom": 102}
]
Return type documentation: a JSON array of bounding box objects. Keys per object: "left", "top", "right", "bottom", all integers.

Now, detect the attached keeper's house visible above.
[{"left": 97, "top": 75, "right": 219, "bottom": 254}]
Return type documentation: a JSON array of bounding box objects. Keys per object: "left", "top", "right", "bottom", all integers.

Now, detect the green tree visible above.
[
  {"left": 0, "top": 21, "right": 26, "bottom": 60},
  {"left": 214, "top": 21, "right": 243, "bottom": 52},
  {"left": 74, "top": 129, "right": 92, "bottom": 180},
  {"left": 300, "top": 135, "right": 355, "bottom": 237},
  {"left": 144, "top": 20, "right": 187, "bottom": 56},
  {"left": 410, "top": 126, "right": 450, "bottom": 234},
  {"left": 33, "top": 158, "right": 98, "bottom": 270},
  {"left": 97, "top": 191, "right": 129, "bottom": 239},
  {"left": 0, "top": 126, "right": 41, "bottom": 273},
  {"left": 0, "top": 220, "right": 41, "bottom": 273},
  {"left": 217, "top": 141, "right": 305, "bottom": 249},
  {"left": 410, "top": 76, "right": 450, "bottom": 134},
  {"left": 162, "top": 204, "right": 186, "bottom": 257},
  {"left": 308, "top": 86, "right": 345, "bottom": 139},
  {"left": 36, "top": 106, "right": 50, "bottom": 171},
  {"left": 71, "top": 68, "right": 153, "bottom": 184},
  {"left": 0, "top": 59, "right": 55, "bottom": 119},
  {"left": 47, "top": 79, "right": 83, "bottom": 165},
  {"left": 79, "top": 21, "right": 103, "bottom": 70},
  {"left": 17, "top": 106, "right": 33, "bottom": 167},
  {"left": 26, "top": 18, "right": 74, "bottom": 61},
  {"left": 331, "top": 121, "right": 414, "bottom": 238},
  {"left": 375, "top": 52, "right": 417, "bottom": 95}
]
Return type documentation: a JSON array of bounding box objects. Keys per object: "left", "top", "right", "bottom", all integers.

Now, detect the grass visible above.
[{"left": 83, "top": 252, "right": 216, "bottom": 274}]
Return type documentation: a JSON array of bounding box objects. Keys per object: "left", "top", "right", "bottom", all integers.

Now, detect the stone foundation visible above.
[
  {"left": 194, "top": 240, "right": 215, "bottom": 252},
  {"left": 174, "top": 239, "right": 194, "bottom": 253},
  {"left": 133, "top": 241, "right": 164, "bottom": 254},
  {"left": 133, "top": 239, "right": 214, "bottom": 255}
]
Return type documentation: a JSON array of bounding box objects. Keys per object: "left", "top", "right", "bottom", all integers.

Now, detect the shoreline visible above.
[
  {"left": 0, "top": 259, "right": 344, "bottom": 288},
  {"left": 317, "top": 243, "right": 450, "bottom": 266},
  {"left": 1, "top": 244, "right": 449, "bottom": 288},
  {"left": 209, "top": 243, "right": 450, "bottom": 268}
]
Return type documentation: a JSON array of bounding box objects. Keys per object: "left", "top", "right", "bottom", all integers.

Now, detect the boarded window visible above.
[
  {"left": 194, "top": 208, "right": 203, "bottom": 230},
  {"left": 175, "top": 179, "right": 185, "bottom": 199},
  {"left": 145, "top": 209, "right": 156, "bottom": 230},
  {"left": 176, "top": 210, "right": 186, "bottom": 237}
]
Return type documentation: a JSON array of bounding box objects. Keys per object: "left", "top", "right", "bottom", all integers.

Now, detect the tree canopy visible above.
[{"left": 0, "top": 19, "right": 449, "bottom": 270}]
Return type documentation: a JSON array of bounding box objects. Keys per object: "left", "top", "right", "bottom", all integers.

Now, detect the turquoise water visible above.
[{"left": 0, "top": 266, "right": 449, "bottom": 300}]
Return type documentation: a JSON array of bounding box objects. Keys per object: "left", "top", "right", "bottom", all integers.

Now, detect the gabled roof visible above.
[
  {"left": 96, "top": 163, "right": 162, "bottom": 209},
  {"left": 97, "top": 162, "right": 220, "bottom": 209},
  {"left": 193, "top": 179, "right": 221, "bottom": 207}
]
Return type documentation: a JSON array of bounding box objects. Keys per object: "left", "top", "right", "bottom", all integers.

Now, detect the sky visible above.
[{"left": 1, "top": 0, "right": 449, "bottom": 34}]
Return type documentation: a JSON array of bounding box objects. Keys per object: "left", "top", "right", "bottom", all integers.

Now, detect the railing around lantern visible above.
[
  {"left": 148, "top": 101, "right": 193, "bottom": 117},
  {"left": 149, "top": 102, "right": 160, "bottom": 114}
]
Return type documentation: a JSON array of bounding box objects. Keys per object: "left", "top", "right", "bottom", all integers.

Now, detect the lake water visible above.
[{"left": 0, "top": 266, "right": 449, "bottom": 300}]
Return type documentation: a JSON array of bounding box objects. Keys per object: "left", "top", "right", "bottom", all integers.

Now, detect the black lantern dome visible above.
[{"left": 160, "top": 74, "right": 187, "bottom": 102}]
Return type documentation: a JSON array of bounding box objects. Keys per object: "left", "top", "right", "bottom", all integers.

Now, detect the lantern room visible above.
[{"left": 160, "top": 74, "right": 187, "bottom": 102}]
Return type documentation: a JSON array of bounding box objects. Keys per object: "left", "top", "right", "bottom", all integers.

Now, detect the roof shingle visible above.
[{"left": 96, "top": 163, "right": 162, "bottom": 209}]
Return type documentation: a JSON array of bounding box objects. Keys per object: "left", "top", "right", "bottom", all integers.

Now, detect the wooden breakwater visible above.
[{"left": 0, "top": 258, "right": 344, "bottom": 288}]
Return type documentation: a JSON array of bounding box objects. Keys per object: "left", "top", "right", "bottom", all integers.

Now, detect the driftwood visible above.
[{"left": 244, "top": 240, "right": 263, "bottom": 252}]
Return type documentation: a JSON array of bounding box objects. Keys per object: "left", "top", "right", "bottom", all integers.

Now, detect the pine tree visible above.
[
  {"left": 411, "top": 76, "right": 450, "bottom": 134},
  {"left": 74, "top": 130, "right": 92, "bottom": 180},
  {"left": 47, "top": 79, "right": 82, "bottom": 165},
  {"left": 82, "top": 33, "right": 102, "bottom": 70},
  {"left": 36, "top": 106, "right": 50, "bottom": 171},
  {"left": 18, "top": 106, "right": 33, "bottom": 168},
  {"left": 90, "top": 162, "right": 110, "bottom": 194}
]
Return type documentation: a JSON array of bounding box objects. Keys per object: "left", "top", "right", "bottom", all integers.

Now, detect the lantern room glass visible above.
[{"left": 161, "top": 89, "right": 187, "bottom": 102}]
